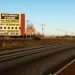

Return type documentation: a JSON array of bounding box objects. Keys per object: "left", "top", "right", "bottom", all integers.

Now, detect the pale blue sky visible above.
[{"left": 0, "top": 0, "right": 75, "bottom": 36}]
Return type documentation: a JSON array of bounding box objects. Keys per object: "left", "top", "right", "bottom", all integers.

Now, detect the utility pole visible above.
[
  {"left": 41, "top": 24, "right": 45, "bottom": 36},
  {"left": 56, "top": 29, "right": 68, "bottom": 38},
  {"left": 70, "top": 32, "right": 73, "bottom": 38},
  {"left": 57, "top": 29, "right": 74, "bottom": 39}
]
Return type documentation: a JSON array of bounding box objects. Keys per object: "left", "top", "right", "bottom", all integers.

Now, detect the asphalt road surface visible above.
[{"left": 0, "top": 44, "right": 75, "bottom": 75}]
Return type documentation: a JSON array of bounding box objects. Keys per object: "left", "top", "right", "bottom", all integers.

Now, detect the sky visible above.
[{"left": 0, "top": 0, "right": 75, "bottom": 36}]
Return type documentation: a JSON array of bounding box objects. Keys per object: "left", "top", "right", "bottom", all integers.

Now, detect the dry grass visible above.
[{"left": 0, "top": 38, "right": 75, "bottom": 50}]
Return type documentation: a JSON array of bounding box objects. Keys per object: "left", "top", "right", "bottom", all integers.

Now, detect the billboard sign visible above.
[
  {"left": 0, "top": 13, "right": 21, "bottom": 36},
  {"left": 1, "top": 14, "right": 19, "bottom": 19}
]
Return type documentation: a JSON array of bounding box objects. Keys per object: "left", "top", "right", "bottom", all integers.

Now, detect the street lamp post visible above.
[{"left": 26, "top": 20, "right": 29, "bottom": 38}]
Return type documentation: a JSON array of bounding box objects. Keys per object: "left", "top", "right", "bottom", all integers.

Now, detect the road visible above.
[{"left": 0, "top": 43, "right": 75, "bottom": 75}]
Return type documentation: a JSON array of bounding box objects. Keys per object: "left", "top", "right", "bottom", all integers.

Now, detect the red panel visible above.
[{"left": 21, "top": 14, "right": 25, "bottom": 36}]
